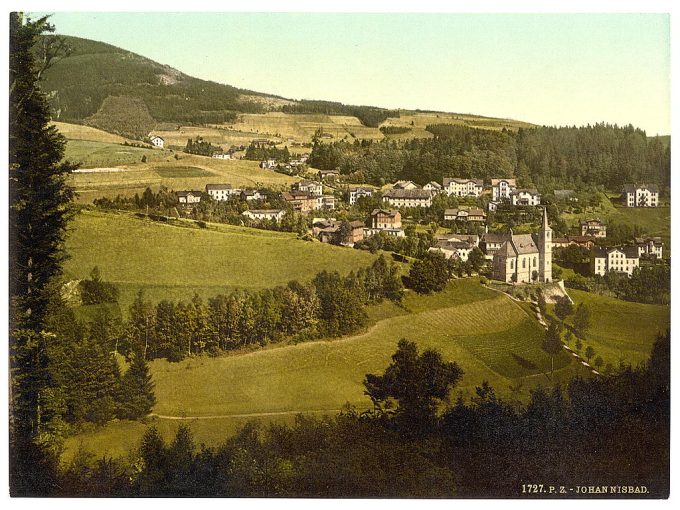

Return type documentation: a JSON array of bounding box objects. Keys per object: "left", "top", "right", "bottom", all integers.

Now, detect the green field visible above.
[
  {"left": 63, "top": 209, "right": 379, "bottom": 310},
  {"left": 64, "top": 139, "right": 172, "bottom": 169},
  {"left": 561, "top": 192, "right": 670, "bottom": 251},
  {"left": 564, "top": 289, "right": 669, "bottom": 368},
  {"left": 66, "top": 146, "right": 297, "bottom": 203},
  {"left": 63, "top": 279, "right": 577, "bottom": 461}
]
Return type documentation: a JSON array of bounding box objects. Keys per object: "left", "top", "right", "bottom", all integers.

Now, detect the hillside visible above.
[
  {"left": 63, "top": 209, "right": 378, "bottom": 309},
  {"left": 40, "top": 35, "right": 534, "bottom": 141}
]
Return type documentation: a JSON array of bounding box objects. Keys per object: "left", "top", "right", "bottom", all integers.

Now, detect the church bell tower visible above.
[{"left": 538, "top": 207, "right": 552, "bottom": 282}]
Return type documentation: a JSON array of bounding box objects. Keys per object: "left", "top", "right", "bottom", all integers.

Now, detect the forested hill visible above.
[
  {"left": 310, "top": 123, "right": 671, "bottom": 192},
  {"left": 39, "top": 35, "right": 274, "bottom": 132},
  {"left": 38, "top": 35, "right": 408, "bottom": 136}
]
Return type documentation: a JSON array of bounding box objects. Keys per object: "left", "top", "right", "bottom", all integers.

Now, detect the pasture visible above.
[
  {"left": 63, "top": 209, "right": 378, "bottom": 310},
  {"left": 63, "top": 279, "right": 577, "bottom": 461},
  {"left": 66, "top": 149, "right": 297, "bottom": 203},
  {"left": 52, "top": 121, "right": 136, "bottom": 144},
  {"left": 381, "top": 111, "right": 535, "bottom": 132},
  {"left": 564, "top": 289, "right": 670, "bottom": 368},
  {"left": 64, "top": 139, "right": 171, "bottom": 169}
]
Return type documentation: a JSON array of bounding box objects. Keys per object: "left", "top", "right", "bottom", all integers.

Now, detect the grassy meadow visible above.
[
  {"left": 63, "top": 279, "right": 578, "bottom": 462},
  {"left": 63, "top": 209, "right": 379, "bottom": 310},
  {"left": 66, "top": 146, "right": 297, "bottom": 203},
  {"left": 563, "top": 289, "right": 670, "bottom": 368}
]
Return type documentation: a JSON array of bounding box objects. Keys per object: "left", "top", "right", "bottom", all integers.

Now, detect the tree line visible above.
[
  {"left": 110, "top": 256, "right": 403, "bottom": 362},
  {"left": 244, "top": 143, "right": 291, "bottom": 162},
  {"left": 308, "top": 123, "right": 670, "bottom": 192},
  {"left": 281, "top": 100, "right": 400, "bottom": 127}
]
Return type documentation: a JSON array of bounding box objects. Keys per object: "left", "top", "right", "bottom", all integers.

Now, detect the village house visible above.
[
  {"left": 281, "top": 191, "right": 318, "bottom": 213},
  {"left": 149, "top": 135, "right": 165, "bottom": 148},
  {"left": 443, "top": 207, "right": 486, "bottom": 222},
  {"left": 205, "top": 184, "right": 241, "bottom": 201},
  {"left": 364, "top": 209, "right": 405, "bottom": 238},
  {"left": 429, "top": 234, "right": 480, "bottom": 262},
  {"left": 251, "top": 138, "right": 272, "bottom": 146},
  {"left": 553, "top": 189, "right": 578, "bottom": 202},
  {"left": 318, "top": 169, "right": 340, "bottom": 181},
  {"left": 423, "top": 181, "right": 443, "bottom": 194},
  {"left": 260, "top": 159, "right": 277, "bottom": 169},
  {"left": 635, "top": 237, "right": 663, "bottom": 259},
  {"left": 317, "top": 195, "right": 336, "bottom": 210},
  {"left": 242, "top": 209, "right": 286, "bottom": 222},
  {"left": 349, "top": 187, "right": 374, "bottom": 205},
  {"left": 212, "top": 152, "right": 231, "bottom": 160},
  {"left": 552, "top": 236, "right": 596, "bottom": 250},
  {"left": 293, "top": 180, "right": 323, "bottom": 196},
  {"left": 580, "top": 219, "right": 607, "bottom": 238},
  {"left": 511, "top": 189, "right": 541, "bottom": 206},
  {"left": 491, "top": 178, "right": 517, "bottom": 201},
  {"left": 492, "top": 208, "right": 552, "bottom": 283},
  {"left": 591, "top": 246, "right": 640, "bottom": 276},
  {"left": 393, "top": 180, "right": 419, "bottom": 190},
  {"left": 480, "top": 232, "right": 507, "bottom": 260},
  {"left": 443, "top": 178, "right": 484, "bottom": 197},
  {"left": 622, "top": 184, "right": 659, "bottom": 207},
  {"left": 383, "top": 188, "right": 432, "bottom": 208},
  {"left": 314, "top": 219, "right": 365, "bottom": 246},
  {"left": 241, "top": 189, "right": 264, "bottom": 202},
  {"left": 176, "top": 190, "right": 202, "bottom": 205}
]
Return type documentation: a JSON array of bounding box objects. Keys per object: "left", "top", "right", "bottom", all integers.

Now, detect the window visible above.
[
  {"left": 522, "top": 258, "right": 526, "bottom": 269},
  {"left": 533, "top": 257, "right": 537, "bottom": 267},
  {"left": 510, "top": 260, "right": 514, "bottom": 269}
]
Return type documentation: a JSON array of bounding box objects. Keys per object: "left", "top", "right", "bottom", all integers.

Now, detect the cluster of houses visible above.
[
  {"left": 260, "top": 154, "right": 309, "bottom": 170},
  {"left": 311, "top": 208, "right": 405, "bottom": 247}
]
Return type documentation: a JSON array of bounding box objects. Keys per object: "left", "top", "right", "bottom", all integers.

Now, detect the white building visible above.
[
  {"left": 511, "top": 189, "right": 541, "bottom": 206},
  {"left": 443, "top": 178, "right": 484, "bottom": 197},
  {"left": 349, "top": 187, "right": 374, "bottom": 205},
  {"left": 444, "top": 208, "right": 487, "bottom": 222},
  {"left": 491, "top": 178, "right": 517, "bottom": 201},
  {"left": 205, "top": 184, "right": 240, "bottom": 201},
  {"left": 423, "top": 181, "right": 443, "bottom": 194},
  {"left": 318, "top": 195, "right": 336, "bottom": 210},
  {"left": 635, "top": 237, "right": 663, "bottom": 259},
  {"left": 580, "top": 219, "right": 607, "bottom": 238},
  {"left": 430, "top": 234, "right": 480, "bottom": 262},
  {"left": 177, "top": 190, "right": 201, "bottom": 204},
  {"left": 149, "top": 135, "right": 165, "bottom": 148},
  {"left": 242, "top": 209, "right": 286, "bottom": 222},
  {"left": 294, "top": 180, "right": 323, "bottom": 196},
  {"left": 241, "top": 190, "right": 264, "bottom": 201},
  {"left": 382, "top": 189, "right": 432, "bottom": 208},
  {"left": 622, "top": 184, "right": 659, "bottom": 207},
  {"left": 212, "top": 152, "right": 231, "bottom": 160},
  {"left": 591, "top": 246, "right": 640, "bottom": 276},
  {"left": 260, "top": 159, "right": 277, "bottom": 169}
]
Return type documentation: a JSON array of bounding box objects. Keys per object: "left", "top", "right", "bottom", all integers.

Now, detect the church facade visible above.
[{"left": 492, "top": 208, "right": 552, "bottom": 284}]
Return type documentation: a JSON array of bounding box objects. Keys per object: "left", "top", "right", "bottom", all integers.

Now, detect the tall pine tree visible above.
[{"left": 9, "top": 13, "right": 77, "bottom": 495}]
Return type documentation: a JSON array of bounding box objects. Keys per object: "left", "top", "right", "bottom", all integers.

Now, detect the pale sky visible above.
[{"left": 40, "top": 12, "right": 670, "bottom": 135}]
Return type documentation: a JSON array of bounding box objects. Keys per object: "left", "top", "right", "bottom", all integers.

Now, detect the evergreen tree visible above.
[
  {"left": 9, "top": 13, "right": 77, "bottom": 496},
  {"left": 542, "top": 321, "right": 563, "bottom": 379},
  {"left": 572, "top": 303, "right": 591, "bottom": 339},
  {"left": 119, "top": 352, "right": 156, "bottom": 420}
]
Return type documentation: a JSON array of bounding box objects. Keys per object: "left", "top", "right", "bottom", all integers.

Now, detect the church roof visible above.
[{"left": 512, "top": 234, "right": 540, "bottom": 255}]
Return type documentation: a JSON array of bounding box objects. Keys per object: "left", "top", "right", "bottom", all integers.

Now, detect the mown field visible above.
[
  {"left": 381, "top": 111, "right": 535, "bottom": 132},
  {"left": 63, "top": 209, "right": 378, "bottom": 310},
  {"left": 65, "top": 143, "right": 297, "bottom": 203},
  {"left": 63, "top": 279, "right": 577, "bottom": 461},
  {"left": 563, "top": 289, "right": 670, "bottom": 368}
]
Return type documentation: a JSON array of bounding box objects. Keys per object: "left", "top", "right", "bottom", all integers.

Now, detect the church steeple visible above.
[
  {"left": 541, "top": 206, "right": 550, "bottom": 232},
  {"left": 538, "top": 207, "right": 552, "bottom": 283}
]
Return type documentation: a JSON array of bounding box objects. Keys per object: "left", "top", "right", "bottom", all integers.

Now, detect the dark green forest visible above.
[{"left": 309, "top": 123, "right": 670, "bottom": 192}]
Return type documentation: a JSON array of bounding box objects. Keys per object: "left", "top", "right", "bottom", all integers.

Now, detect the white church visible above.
[{"left": 492, "top": 207, "right": 552, "bottom": 284}]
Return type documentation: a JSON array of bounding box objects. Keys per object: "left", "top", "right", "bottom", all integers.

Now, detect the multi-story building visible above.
[
  {"left": 349, "top": 187, "right": 374, "bottom": 205},
  {"left": 242, "top": 209, "right": 286, "bottom": 222},
  {"left": 177, "top": 190, "right": 202, "bottom": 205},
  {"left": 205, "top": 184, "right": 241, "bottom": 201},
  {"left": 622, "top": 184, "right": 659, "bottom": 207},
  {"left": 382, "top": 189, "right": 432, "bottom": 208},
  {"left": 580, "top": 219, "right": 607, "bottom": 238},
  {"left": 635, "top": 237, "right": 663, "bottom": 259},
  {"left": 294, "top": 180, "right": 323, "bottom": 196},
  {"left": 443, "top": 208, "right": 487, "bottom": 222},
  {"left": 511, "top": 189, "right": 541, "bottom": 206},
  {"left": 442, "top": 178, "right": 484, "bottom": 197},
  {"left": 591, "top": 246, "right": 640, "bottom": 276},
  {"left": 423, "top": 181, "right": 443, "bottom": 194},
  {"left": 491, "top": 178, "right": 517, "bottom": 201}
]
